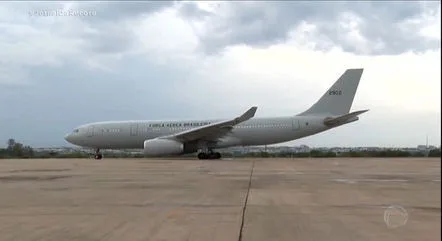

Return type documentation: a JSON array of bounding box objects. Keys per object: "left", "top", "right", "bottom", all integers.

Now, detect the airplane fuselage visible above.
[
  {"left": 66, "top": 115, "right": 335, "bottom": 152},
  {"left": 64, "top": 68, "right": 367, "bottom": 159}
]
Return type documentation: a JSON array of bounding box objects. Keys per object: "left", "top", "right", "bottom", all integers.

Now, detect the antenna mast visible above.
[{"left": 426, "top": 134, "right": 428, "bottom": 149}]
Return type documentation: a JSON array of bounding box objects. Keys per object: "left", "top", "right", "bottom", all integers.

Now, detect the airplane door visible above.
[
  {"left": 130, "top": 123, "right": 138, "bottom": 136},
  {"left": 87, "top": 126, "right": 94, "bottom": 137},
  {"left": 292, "top": 119, "right": 300, "bottom": 130}
]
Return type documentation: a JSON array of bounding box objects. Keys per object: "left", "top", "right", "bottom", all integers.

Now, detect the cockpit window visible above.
[{"left": 73, "top": 129, "right": 79, "bottom": 133}]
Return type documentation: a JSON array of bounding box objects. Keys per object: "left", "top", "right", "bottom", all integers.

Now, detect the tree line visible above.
[
  {"left": 0, "top": 139, "right": 35, "bottom": 158},
  {"left": 0, "top": 139, "right": 145, "bottom": 159},
  {"left": 0, "top": 138, "right": 440, "bottom": 159},
  {"left": 236, "top": 149, "right": 441, "bottom": 158}
]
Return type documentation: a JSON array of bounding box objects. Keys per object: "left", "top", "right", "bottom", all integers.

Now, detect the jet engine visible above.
[{"left": 143, "top": 138, "right": 184, "bottom": 156}]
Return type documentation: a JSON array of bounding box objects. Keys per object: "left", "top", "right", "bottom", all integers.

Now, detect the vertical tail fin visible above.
[{"left": 299, "top": 68, "right": 364, "bottom": 116}]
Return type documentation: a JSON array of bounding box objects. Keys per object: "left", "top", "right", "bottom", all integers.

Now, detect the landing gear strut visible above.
[
  {"left": 94, "top": 148, "right": 103, "bottom": 160},
  {"left": 197, "top": 151, "right": 221, "bottom": 160}
]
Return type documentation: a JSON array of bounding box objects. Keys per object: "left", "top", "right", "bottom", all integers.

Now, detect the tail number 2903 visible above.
[{"left": 329, "top": 90, "right": 342, "bottom": 95}]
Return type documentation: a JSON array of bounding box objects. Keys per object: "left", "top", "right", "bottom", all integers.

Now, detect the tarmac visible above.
[{"left": 0, "top": 157, "right": 440, "bottom": 241}]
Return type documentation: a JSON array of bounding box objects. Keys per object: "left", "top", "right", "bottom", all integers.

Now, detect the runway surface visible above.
[{"left": 0, "top": 157, "right": 440, "bottom": 241}]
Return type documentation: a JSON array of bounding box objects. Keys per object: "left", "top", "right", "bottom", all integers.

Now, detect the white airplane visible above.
[{"left": 65, "top": 68, "right": 368, "bottom": 160}]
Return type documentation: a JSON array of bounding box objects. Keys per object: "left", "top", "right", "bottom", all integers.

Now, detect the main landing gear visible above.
[
  {"left": 94, "top": 148, "right": 103, "bottom": 160},
  {"left": 197, "top": 151, "right": 222, "bottom": 160}
]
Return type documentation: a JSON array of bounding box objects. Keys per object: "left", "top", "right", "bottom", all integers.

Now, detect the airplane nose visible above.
[{"left": 64, "top": 134, "right": 72, "bottom": 143}]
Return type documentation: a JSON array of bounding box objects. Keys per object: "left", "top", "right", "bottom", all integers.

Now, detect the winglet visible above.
[{"left": 234, "top": 106, "right": 258, "bottom": 123}]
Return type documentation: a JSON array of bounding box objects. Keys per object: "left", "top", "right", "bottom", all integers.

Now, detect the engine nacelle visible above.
[{"left": 143, "top": 138, "right": 184, "bottom": 156}]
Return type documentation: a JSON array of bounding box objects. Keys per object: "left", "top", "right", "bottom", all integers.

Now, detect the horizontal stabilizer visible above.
[{"left": 323, "top": 109, "right": 369, "bottom": 126}]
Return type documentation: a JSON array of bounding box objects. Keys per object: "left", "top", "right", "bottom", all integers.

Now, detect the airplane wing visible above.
[
  {"left": 323, "top": 109, "right": 369, "bottom": 127},
  {"left": 160, "top": 106, "right": 258, "bottom": 143}
]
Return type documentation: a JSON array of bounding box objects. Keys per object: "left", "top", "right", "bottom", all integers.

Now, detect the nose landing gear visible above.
[{"left": 94, "top": 148, "right": 103, "bottom": 160}]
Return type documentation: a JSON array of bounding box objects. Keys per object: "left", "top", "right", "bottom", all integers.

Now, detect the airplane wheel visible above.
[
  {"left": 207, "top": 152, "right": 221, "bottom": 160},
  {"left": 197, "top": 153, "right": 207, "bottom": 160},
  {"left": 198, "top": 152, "right": 221, "bottom": 160},
  {"left": 93, "top": 148, "right": 102, "bottom": 160}
]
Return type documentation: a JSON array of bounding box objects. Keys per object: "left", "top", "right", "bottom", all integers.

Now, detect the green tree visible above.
[
  {"left": 12, "top": 142, "right": 24, "bottom": 157},
  {"left": 7, "top": 138, "right": 16, "bottom": 151},
  {"left": 428, "top": 149, "right": 441, "bottom": 157},
  {"left": 4, "top": 139, "right": 34, "bottom": 158},
  {"left": 22, "top": 145, "right": 34, "bottom": 158}
]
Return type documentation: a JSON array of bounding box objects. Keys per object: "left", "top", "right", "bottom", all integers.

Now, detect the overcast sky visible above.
[{"left": 0, "top": 1, "right": 440, "bottom": 148}]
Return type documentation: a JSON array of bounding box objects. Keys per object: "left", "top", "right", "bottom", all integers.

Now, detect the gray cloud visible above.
[
  {"left": 179, "top": 1, "right": 440, "bottom": 55},
  {"left": 0, "top": 1, "right": 177, "bottom": 85},
  {"left": 1, "top": 1, "right": 176, "bottom": 58},
  {"left": 79, "top": 23, "right": 136, "bottom": 54},
  {"left": 79, "top": 1, "right": 176, "bottom": 22},
  {"left": 74, "top": 1, "right": 176, "bottom": 54},
  {"left": 177, "top": 1, "right": 216, "bottom": 19},
  {"left": 0, "top": 56, "right": 204, "bottom": 147}
]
